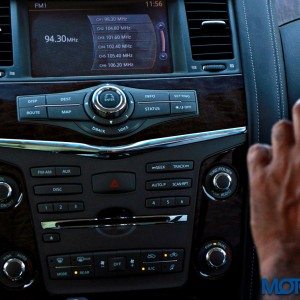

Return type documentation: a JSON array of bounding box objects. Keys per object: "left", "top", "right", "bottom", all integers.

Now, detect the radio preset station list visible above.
[{"left": 29, "top": 1, "right": 172, "bottom": 77}]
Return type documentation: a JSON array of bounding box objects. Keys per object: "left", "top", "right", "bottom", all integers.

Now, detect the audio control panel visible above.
[{"left": 16, "top": 84, "right": 199, "bottom": 139}]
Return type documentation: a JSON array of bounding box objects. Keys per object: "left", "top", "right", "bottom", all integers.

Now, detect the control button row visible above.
[
  {"left": 31, "top": 166, "right": 81, "bottom": 178},
  {"left": 18, "top": 93, "right": 89, "bottom": 121},
  {"left": 17, "top": 93, "right": 86, "bottom": 108},
  {"left": 131, "top": 90, "right": 197, "bottom": 119},
  {"left": 147, "top": 161, "right": 194, "bottom": 173},
  {"left": 132, "top": 101, "right": 197, "bottom": 119},
  {"left": 48, "top": 249, "right": 184, "bottom": 279},
  {"left": 38, "top": 202, "right": 84, "bottom": 214},
  {"left": 34, "top": 184, "right": 83, "bottom": 196},
  {"left": 18, "top": 106, "right": 89, "bottom": 121},
  {"left": 146, "top": 179, "right": 192, "bottom": 191},
  {"left": 131, "top": 91, "right": 197, "bottom": 103},
  {"left": 146, "top": 197, "right": 190, "bottom": 208}
]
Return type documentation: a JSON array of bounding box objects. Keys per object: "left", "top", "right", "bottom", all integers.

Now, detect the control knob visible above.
[
  {"left": 206, "top": 247, "right": 227, "bottom": 268},
  {"left": 91, "top": 85, "right": 128, "bottom": 119},
  {"left": 3, "top": 258, "right": 26, "bottom": 282},
  {"left": 0, "top": 176, "right": 22, "bottom": 210},
  {"left": 212, "top": 172, "right": 232, "bottom": 192},
  {"left": 196, "top": 240, "right": 232, "bottom": 278},
  {"left": 204, "top": 165, "right": 238, "bottom": 200},
  {"left": 0, "top": 251, "right": 34, "bottom": 289},
  {"left": 0, "top": 181, "right": 13, "bottom": 203}
]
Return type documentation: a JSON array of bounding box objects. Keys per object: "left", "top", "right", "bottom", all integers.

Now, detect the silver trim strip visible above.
[
  {"left": 41, "top": 215, "right": 188, "bottom": 230},
  {"left": 202, "top": 20, "right": 227, "bottom": 27},
  {"left": 0, "top": 127, "right": 246, "bottom": 156}
]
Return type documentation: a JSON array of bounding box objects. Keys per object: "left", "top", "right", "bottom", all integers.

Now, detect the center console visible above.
[{"left": 0, "top": 0, "right": 248, "bottom": 299}]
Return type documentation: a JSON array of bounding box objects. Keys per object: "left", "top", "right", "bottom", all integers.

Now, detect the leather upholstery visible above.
[{"left": 234, "top": 0, "right": 289, "bottom": 299}]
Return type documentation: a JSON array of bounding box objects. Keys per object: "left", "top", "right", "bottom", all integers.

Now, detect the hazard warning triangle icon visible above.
[{"left": 110, "top": 179, "right": 120, "bottom": 189}]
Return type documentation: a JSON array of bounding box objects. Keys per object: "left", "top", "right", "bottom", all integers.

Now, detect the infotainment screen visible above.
[{"left": 28, "top": 1, "right": 172, "bottom": 77}]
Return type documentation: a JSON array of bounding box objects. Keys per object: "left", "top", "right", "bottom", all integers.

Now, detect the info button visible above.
[{"left": 131, "top": 91, "right": 169, "bottom": 102}]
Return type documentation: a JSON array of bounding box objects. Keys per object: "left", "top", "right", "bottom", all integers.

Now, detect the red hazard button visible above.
[
  {"left": 110, "top": 179, "right": 120, "bottom": 189},
  {"left": 92, "top": 173, "right": 136, "bottom": 194}
]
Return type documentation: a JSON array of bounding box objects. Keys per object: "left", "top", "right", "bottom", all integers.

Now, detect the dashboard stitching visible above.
[
  {"left": 269, "top": 0, "right": 286, "bottom": 118},
  {"left": 241, "top": 0, "right": 259, "bottom": 298},
  {"left": 266, "top": 0, "right": 281, "bottom": 121},
  {"left": 242, "top": 0, "right": 260, "bottom": 143}
]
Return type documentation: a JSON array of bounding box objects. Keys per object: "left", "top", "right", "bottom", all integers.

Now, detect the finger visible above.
[
  {"left": 271, "top": 120, "right": 294, "bottom": 160},
  {"left": 247, "top": 144, "right": 272, "bottom": 175},
  {"left": 292, "top": 99, "right": 300, "bottom": 143}
]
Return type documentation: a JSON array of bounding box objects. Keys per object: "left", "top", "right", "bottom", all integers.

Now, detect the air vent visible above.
[
  {"left": 185, "top": 0, "right": 234, "bottom": 61},
  {"left": 0, "top": 0, "right": 13, "bottom": 66}
]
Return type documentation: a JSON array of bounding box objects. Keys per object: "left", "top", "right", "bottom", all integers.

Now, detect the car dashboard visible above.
[{"left": 0, "top": 0, "right": 298, "bottom": 299}]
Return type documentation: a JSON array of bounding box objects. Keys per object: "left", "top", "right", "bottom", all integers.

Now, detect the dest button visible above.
[{"left": 46, "top": 93, "right": 86, "bottom": 105}]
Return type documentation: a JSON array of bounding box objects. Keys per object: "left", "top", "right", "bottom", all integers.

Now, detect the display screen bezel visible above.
[{"left": 28, "top": 0, "right": 173, "bottom": 78}]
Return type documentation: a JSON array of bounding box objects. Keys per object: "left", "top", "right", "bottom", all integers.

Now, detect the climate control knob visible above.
[
  {"left": 3, "top": 258, "right": 26, "bottom": 282},
  {"left": 0, "top": 176, "right": 22, "bottom": 211},
  {"left": 212, "top": 172, "right": 232, "bottom": 192},
  {"left": 91, "top": 85, "right": 128, "bottom": 119},
  {"left": 0, "top": 251, "right": 34, "bottom": 289},
  {"left": 204, "top": 165, "right": 238, "bottom": 200},
  {"left": 0, "top": 182, "right": 13, "bottom": 203},
  {"left": 206, "top": 247, "right": 227, "bottom": 268},
  {"left": 196, "top": 240, "right": 232, "bottom": 279}
]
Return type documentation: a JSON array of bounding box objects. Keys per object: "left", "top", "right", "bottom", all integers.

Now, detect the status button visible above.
[{"left": 132, "top": 102, "right": 170, "bottom": 119}]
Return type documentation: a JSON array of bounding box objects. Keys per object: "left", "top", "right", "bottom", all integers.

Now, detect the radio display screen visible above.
[{"left": 29, "top": 1, "right": 172, "bottom": 77}]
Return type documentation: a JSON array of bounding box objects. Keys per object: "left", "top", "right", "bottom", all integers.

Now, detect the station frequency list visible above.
[{"left": 88, "top": 15, "right": 157, "bottom": 71}]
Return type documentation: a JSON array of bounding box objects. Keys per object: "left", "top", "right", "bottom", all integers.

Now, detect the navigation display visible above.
[{"left": 29, "top": 1, "right": 172, "bottom": 77}]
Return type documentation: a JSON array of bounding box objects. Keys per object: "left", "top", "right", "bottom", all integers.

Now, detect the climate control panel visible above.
[
  {"left": 48, "top": 249, "right": 184, "bottom": 280},
  {"left": 17, "top": 84, "right": 199, "bottom": 139}
]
